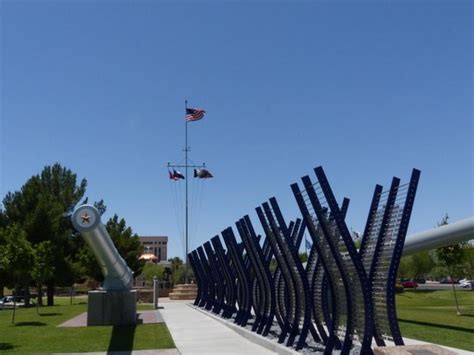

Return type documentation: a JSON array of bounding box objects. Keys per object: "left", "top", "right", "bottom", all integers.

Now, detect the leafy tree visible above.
[
  {"left": 94, "top": 199, "right": 107, "bottom": 216},
  {"left": 107, "top": 214, "right": 144, "bottom": 277},
  {"left": 142, "top": 263, "right": 165, "bottom": 284},
  {"left": 435, "top": 214, "right": 466, "bottom": 315},
  {"left": 2, "top": 163, "right": 87, "bottom": 305},
  {"left": 269, "top": 258, "right": 277, "bottom": 273},
  {"left": 398, "top": 256, "right": 411, "bottom": 279},
  {"left": 169, "top": 256, "right": 183, "bottom": 269},
  {"left": 461, "top": 244, "right": 474, "bottom": 280},
  {"left": 408, "top": 251, "right": 435, "bottom": 280},
  {"left": 0, "top": 224, "right": 35, "bottom": 305},
  {"left": 79, "top": 213, "right": 145, "bottom": 284},
  {"left": 398, "top": 252, "right": 434, "bottom": 281},
  {"left": 299, "top": 252, "right": 308, "bottom": 263},
  {"left": 167, "top": 256, "right": 195, "bottom": 284},
  {"left": 430, "top": 264, "right": 449, "bottom": 281},
  {"left": 31, "top": 241, "right": 56, "bottom": 306},
  {"left": 0, "top": 208, "right": 8, "bottom": 297}
]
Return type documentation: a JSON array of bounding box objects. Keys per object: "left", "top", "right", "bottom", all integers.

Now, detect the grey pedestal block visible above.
[{"left": 87, "top": 290, "right": 137, "bottom": 326}]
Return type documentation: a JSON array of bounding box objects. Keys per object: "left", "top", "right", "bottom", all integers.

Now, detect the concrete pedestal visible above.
[{"left": 87, "top": 290, "right": 137, "bottom": 326}]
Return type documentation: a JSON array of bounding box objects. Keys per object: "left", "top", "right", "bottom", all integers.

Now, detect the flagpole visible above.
[{"left": 185, "top": 100, "right": 189, "bottom": 284}]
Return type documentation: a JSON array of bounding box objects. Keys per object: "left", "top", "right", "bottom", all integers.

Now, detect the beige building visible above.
[{"left": 138, "top": 236, "right": 168, "bottom": 262}]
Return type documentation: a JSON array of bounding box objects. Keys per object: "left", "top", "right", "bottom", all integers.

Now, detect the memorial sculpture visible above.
[
  {"left": 189, "top": 166, "right": 421, "bottom": 354},
  {"left": 71, "top": 204, "right": 137, "bottom": 326}
]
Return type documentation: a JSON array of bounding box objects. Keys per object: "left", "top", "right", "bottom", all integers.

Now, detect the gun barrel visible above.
[
  {"left": 403, "top": 217, "right": 474, "bottom": 256},
  {"left": 72, "top": 205, "right": 133, "bottom": 291}
]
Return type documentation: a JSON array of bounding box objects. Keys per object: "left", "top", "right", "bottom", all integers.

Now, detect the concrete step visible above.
[
  {"left": 169, "top": 284, "right": 197, "bottom": 300},
  {"left": 174, "top": 284, "right": 198, "bottom": 290}
]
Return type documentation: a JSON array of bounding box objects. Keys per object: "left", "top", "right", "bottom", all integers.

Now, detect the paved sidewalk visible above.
[
  {"left": 55, "top": 350, "right": 179, "bottom": 355},
  {"left": 159, "top": 302, "right": 276, "bottom": 355}
]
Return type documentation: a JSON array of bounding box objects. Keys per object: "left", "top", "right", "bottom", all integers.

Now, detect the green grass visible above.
[
  {"left": 0, "top": 297, "right": 175, "bottom": 353},
  {"left": 396, "top": 290, "right": 474, "bottom": 351}
]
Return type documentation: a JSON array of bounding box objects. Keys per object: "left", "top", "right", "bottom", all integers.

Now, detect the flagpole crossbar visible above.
[{"left": 168, "top": 163, "right": 207, "bottom": 169}]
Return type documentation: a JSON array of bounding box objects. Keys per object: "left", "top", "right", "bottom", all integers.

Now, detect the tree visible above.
[
  {"left": 435, "top": 214, "right": 466, "bottom": 315},
  {"left": 106, "top": 214, "right": 145, "bottom": 277},
  {"left": 461, "top": 244, "right": 474, "bottom": 280},
  {"left": 398, "top": 256, "right": 410, "bottom": 279},
  {"left": 79, "top": 213, "right": 145, "bottom": 284},
  {"left": 2, "top": 163, "right": 87, "bottom": 305},
  {"left": 299, "top": 252, "right": 308, "bottom": 263},
  {"left": 142, "top": 263, "right": 165, "bottom": 284},
  {"left": 0, "top": 224, "right": 35, "bottom": 305},
  {"left": 0, "top": 208, "right": 8, "bottom": 297},
  {"left": 168, "top": 257, "right": 186, "bottom": 285},
  {"left": 31, "top": 241, "right": 55, "bottom": 306},
  {"left": 408, "top": 251, "right": 435, "bottom": 280}
]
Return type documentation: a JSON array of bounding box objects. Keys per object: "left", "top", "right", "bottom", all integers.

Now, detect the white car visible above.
[
  {"left": 0, "top": 296, "right": 24, "bottom": 309},
  {"left": 459, "top": 279, "right": 473, "bottom": 289}
]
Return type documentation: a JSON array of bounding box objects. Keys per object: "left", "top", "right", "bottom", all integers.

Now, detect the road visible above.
[{"left": 416, "top": 282, "right": 472, "bottom": 291}]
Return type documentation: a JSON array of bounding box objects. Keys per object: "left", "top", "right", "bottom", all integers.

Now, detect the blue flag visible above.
[{"left": 305, "top": 239, "right": 312, "bottom": 250}]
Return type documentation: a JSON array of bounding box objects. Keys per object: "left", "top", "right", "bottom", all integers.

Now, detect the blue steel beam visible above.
[
  {"left": 222, "top": 227, "right": 252, "bottom": 326},
  {"left": 211, "top": 236, "right": 237, "bottom": 319},
  {"left": 269, "top": 198, "right": 321, "bottom": 348},
  {"left": 240, "top": 216, "right": 276, "bottom": 336},
  {"left": 315, "top": 166, "right": 374, "bottom": 354}
]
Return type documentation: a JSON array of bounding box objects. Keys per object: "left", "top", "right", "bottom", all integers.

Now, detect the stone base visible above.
[
  {"left": 87, "top": 290, "right": 137, "bottom": 326},
  {"left": 169, "top": 284, "right": 197, "bottom": 300},
  {"left": 374, "top": 345, "right": 456, "bottom": 355}
]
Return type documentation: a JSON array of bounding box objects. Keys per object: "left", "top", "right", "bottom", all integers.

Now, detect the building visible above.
[{"left": 138, "top": 236, "right": 168, "bottom": 262}]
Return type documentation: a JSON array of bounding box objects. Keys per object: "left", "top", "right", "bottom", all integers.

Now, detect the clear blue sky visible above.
[{"left": 1, "top": 1, "right": 472, "bottom": 260}]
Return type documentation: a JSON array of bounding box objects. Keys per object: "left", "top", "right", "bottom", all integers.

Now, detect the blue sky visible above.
[{"left": 1, "top": 1, "right": 472, "bottom": 260}]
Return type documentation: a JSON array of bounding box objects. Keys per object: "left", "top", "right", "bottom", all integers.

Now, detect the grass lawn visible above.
[
  {"left": 397, "top": 290, "right": 474, "bottom": 351},
  {"left": 0, "top": 297, "right": 175, "bottom": 353}
]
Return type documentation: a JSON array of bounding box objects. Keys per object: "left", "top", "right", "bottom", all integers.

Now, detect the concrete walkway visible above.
[
  {"left": 55, "top": 350, "right": 179, "bottom": 355},
  {"left": 159, "top": 301, "right": 276, "bottom": 355}
]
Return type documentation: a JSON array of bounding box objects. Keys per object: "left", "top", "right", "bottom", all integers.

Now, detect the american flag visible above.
[{"left": 186, "top": 107, "right": 206, "bottom": 122}]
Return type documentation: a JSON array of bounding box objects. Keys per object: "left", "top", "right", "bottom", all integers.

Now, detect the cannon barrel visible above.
[
  {"left": 71, "top": 205, "right": 133, "bottom": 291},
  {"left": 403, "top": 217, "right": 474, "bottom": 256}
]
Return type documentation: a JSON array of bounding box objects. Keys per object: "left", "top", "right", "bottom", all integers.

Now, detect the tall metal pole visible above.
[{"left": 185, "top": 100, "right": 189, "bottom": 284}]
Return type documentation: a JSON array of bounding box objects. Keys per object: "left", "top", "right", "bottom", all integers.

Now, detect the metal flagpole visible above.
[
  {"left": 185, "top": 100, "right": 189, "bottom": 284},
  {"left": 167, "top": 101, "right": 208, "bottom": 285}
]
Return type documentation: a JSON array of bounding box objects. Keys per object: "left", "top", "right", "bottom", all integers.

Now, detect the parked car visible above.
[
  {"left": 401, "top": 281, "right": 418, "bottom": 288},
  {"left": 440, "top": 277, "right": 458, "bottom": 284},
  {"left": 0, "top": 296, "right": 12, "bottom": 309},
  {"left": 414, "top": 278, "right": 426, "bottom": 284},
  {"left": 459, "top": 279, "right": 474, "bottom": 289}
]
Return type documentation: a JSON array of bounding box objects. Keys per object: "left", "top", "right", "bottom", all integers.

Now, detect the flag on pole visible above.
[
  {"left": 168, "top": 170, "right": 178, "bottom": 180},
  {"left": 194, "top": 168, "right": 214, "bottom": 179},
  {"left": 186, "top": 107, "right": 206, "bottom": 122},
  {"left": 172, "top": 169, "right": 185, "bottom": 180},
  {"left": 305, "top": 238, "right": 312, "bottom": 250}
]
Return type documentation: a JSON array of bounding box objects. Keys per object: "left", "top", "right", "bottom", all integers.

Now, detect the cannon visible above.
[
  {"left": 403, "top": 217, "right": 474, "bottom": 256},
  {"left": 71, "top": 204, "right": 137, "bottom": 325}
]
